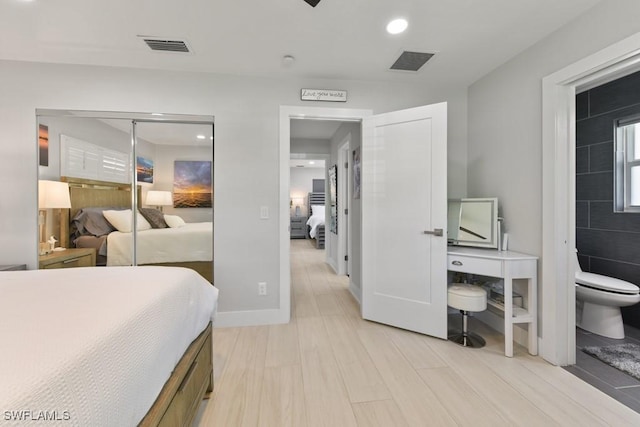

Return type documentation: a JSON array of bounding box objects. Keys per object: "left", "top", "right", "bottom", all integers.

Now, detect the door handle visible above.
[{"left": 423, "top": 228, "right": 443, "bottom": 237}]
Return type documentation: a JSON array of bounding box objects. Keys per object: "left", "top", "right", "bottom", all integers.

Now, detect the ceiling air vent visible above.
[
  {"left": 143, "top": 38, "right": 190, "bottom": 53},
  {"left": 390, "top": 51, "right": 434, "bottom": 72}
]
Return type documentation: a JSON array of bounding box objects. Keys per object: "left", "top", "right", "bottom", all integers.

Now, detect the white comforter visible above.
[
  {"left": 306, "top": 215, "right": 325, "bottom": 238},
  {"left": 107, "top": 222, "right": 212, "bottom": 266},
  {"left": 0, "top": 266, "right": 218, "bottom": 426}
]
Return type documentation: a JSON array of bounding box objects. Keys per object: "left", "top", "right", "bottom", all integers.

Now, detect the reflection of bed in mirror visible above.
[
  {"left": 64, "top": 177, "right": 213, "bottom": 283},
  {"left": 447, "top": 198, "right": 499, "bottom": 249},
  {"left": 306, "top": 191, "right": 325, "bottom": 249}
]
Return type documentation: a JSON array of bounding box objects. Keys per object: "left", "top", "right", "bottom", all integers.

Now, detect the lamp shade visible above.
[
  {"left": 146, "top": 190, "right": 173, "bottom": 206},
  {"left": 38, "top": 180, "right": 71, "bottom": 209}
]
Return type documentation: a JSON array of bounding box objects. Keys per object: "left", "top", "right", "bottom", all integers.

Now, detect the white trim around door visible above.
[{"left": 542, "top": 31, "right": 640, "bottom": 366}]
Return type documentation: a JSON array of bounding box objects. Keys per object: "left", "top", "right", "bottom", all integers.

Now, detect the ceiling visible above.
[{"left": 2, "top": 0, "right": 600, "bottom": 89}]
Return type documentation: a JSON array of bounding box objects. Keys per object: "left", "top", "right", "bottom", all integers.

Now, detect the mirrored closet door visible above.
[{"left": 36, "top": 110, "right": 214, "bottom": 283}]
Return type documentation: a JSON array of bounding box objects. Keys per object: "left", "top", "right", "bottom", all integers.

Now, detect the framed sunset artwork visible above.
[{"left": 173, "top": 161, "right": 212, "bottom": 208}]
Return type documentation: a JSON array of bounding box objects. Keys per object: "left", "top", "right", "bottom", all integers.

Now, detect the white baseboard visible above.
[
  {"left": 349, "top": 280, "right": 361, "bottom": 304},
  {"left": 214, "top": 308, "right": 288, "bottom": 328},
  {"left": 327, "top": 257, "right": 338, "bottom": 274}
]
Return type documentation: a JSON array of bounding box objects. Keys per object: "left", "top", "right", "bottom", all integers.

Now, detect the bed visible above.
[
  {"left": 0, "top": 266, "right": 218, "bottom": 426},
  {"left": 306, "top": 191, "right": 326, "bottom": 249},
  {"left": 64, "top": 177, "right": 214, "bottom": 283}
]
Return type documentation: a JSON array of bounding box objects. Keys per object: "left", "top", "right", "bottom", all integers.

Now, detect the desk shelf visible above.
[{"left": 486, "top": 299, "right": 534, "bottom": 323}]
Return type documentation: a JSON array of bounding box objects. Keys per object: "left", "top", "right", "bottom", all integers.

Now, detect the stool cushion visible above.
[{"left": 448, "top": 284, "right": 487, "bottom": 312}]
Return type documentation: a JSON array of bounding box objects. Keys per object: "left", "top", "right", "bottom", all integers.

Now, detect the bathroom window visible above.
[{"left": 615, "top": 116, "right": 640, "bottom": 212}]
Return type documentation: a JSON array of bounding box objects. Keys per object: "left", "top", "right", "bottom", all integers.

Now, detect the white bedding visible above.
[
  {"left": 0, "top": 266, "right": 218, "bottom": 426},
  {"left": 107, "top": 221, "right": 212, "bottom": 266},
  {"left": 306, "top": 214, "right": 325, "bottom": 238}
]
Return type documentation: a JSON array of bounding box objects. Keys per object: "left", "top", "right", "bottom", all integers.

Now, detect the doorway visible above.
[
  {"left": 279, "top": 106, "right": 372, "bottom": 323},
  {"left": 542, "top": 32, "right": 640, "bottom": 365}
]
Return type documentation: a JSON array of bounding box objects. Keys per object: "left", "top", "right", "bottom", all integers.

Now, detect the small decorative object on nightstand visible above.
[
  {"left": 290, "top": 216, "right": 306, "bottom": 239},
  {"left": 0, "top": 264, "right": 27, "bottom": 271},
  {"left": 39, "top": 248, "right": 96, "bottom": 269}
]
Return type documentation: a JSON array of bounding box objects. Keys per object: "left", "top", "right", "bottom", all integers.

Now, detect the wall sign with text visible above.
[{"left": 301, "top": 89, "right": 347, "bottom": 102}]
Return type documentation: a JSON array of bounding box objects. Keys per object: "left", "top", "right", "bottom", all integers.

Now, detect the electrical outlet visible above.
[{"left": 258, "top": 282, "right": 267, "bottom": 296}]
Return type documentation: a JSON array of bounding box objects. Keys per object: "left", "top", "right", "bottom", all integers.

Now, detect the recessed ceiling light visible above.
[
  {"left": 309, "top": 161, "right": 315, "bottom": 165},
  {"left": 210, "top": 136, "right": 213, "bottom": 140},
  {"left": 386, "top": 18, "right": 408, "bottom": 35},
  {"left": 196, "top": 135, "right": 206, "bottom": 140}
]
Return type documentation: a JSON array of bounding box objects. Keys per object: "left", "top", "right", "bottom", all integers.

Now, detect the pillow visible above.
[
  {"left": 102, "top": 209, "right": 152, "bottom": 233},
  {"left": 164, "top": 214, "right": 186, "bottom": 228},
  {"left": 311, "top": 205, "right": 325, "bottom": 217},
  {"left": 71, "top": 207, "right": 119, "bottom": 237},
  {"left": 139, "top": 208, "right": 168, "bottom": 229}
]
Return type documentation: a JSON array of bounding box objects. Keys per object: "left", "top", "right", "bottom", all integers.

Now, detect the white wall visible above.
[
  {"left": 0, "top": 59, "right": 466, "bottom": 319},
  {"left": 467, "top": 0, "right": 640, "bottom": 339},
  {"left": 291, "top": 138, "right": 331, "bottom": 155},
  {"left": 468, "top": 0, "right": 640, "bottom": 257}
]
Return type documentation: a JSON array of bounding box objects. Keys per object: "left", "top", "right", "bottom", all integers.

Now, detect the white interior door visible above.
[{"left": 361, "top": 103, "right": 448, "bottom": 338}]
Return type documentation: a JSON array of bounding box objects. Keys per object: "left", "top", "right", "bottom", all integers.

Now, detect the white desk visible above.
[{"left": 447, "top": 247, "right": 538, "bottom": 357}]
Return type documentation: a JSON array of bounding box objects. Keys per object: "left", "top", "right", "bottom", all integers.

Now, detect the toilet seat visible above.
[{"left": 575, "top": 271, "right": 639, "bottom": 295}]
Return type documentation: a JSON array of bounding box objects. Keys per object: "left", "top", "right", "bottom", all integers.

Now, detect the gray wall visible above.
[
  {"left": 0, "top": 59, "right": 466, "bottom": 319},
  {"left": 467, "top": 0, "right": 640, "bottom": 338},
  {"left": 468, "top": 0, "right": 640, "bottom": 257},
  {"left": 576, "top": 70, "right": 640, "bottom": 329}
]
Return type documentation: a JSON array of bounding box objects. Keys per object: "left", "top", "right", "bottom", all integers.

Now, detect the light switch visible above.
[{"left": 260, "top": 206, "right": 269, "bottom": 219}]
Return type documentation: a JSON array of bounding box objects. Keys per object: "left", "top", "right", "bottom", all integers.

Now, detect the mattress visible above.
[
  {"left": 306, "top": 215, "right": 325, "bottom": 238},
  {"left": 107, "top": 221, "right": 212, "bottom": 266},
  {"left": 0, "top": 266, "right": 218, "bottom": 426}
]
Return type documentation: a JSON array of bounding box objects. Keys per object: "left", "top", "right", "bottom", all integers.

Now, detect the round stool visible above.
[{"left": 448, "top": 283, "right": 487, "bottom": 348}]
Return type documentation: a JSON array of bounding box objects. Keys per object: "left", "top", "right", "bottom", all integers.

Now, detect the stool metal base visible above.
[
  {"left": 448, "top": 331, "right": 486, "bottom": 348},
  {"left": 448, "top": 309, "right": 486, "bottom": 348}
]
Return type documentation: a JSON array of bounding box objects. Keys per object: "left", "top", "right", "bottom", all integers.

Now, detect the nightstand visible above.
[
  {"left": 290, "top": 216, "right": 306, "bottom": 239},
  {"left": 39, "top": 248, "right": 97, "bottom": 269},
  {"left": 0, "top": 264, "right": 26, "bottom": 271}
]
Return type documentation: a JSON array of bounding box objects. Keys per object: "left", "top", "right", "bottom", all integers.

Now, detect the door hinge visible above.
[
  {"left": 344, "top": 208, "right": 348, "bottom": 215},
  {"left": 344, "top": 162, "right": 348, "bottom": 169},
  {"left": 344, "top": 255, "right": 349, "bottom": 261}
]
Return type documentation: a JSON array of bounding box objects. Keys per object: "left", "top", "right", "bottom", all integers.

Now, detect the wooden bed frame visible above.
[
  {"left": 139, "top": 322, "right": 213, "bottom": 427},
  {"left": 61, "top": 176, "right": 213, "bottom": 283},
  {"left": 308, "top": 191, "right": 326, "bottom": 249}
]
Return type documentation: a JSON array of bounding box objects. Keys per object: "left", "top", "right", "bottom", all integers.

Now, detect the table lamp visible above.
[
  {"left": 38, "top": 180, "right": 71, "bottom": 254},
  {"left": 146, "top": 190, "right": 173, "bottom": 212}
]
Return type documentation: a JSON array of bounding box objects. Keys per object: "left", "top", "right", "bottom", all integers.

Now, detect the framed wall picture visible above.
[
  {"left": 38, "top": 124, "right": 49, "bottom": 167},
  {"left": 353, "top": 147, "right": 361, "bottom": 199},
  {"left": 329, "top": 164, "right": 338, "bottom": 234},
  {"left": 173, "top": 160, "right": 212, "bottom": 208},
  {"left": 136, "top": 156, "right": 154, "bottom": 183}
]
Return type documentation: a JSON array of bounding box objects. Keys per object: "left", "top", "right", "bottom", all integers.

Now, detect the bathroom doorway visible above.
[{"left": 542, "top": 31, "right": 640, "bottom": 366}]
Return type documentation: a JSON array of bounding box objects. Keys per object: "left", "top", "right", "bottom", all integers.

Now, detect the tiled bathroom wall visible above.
[{"left": 576, "top": 70, "right": 640, "bottom": 329}]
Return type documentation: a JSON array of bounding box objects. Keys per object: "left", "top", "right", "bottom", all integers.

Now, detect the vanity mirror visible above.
[
  {"left": 447, "top": 198, "right": 499, "bottom": 249},
  {"left": 36, "top": 110, "right": 214, "bottom": 282}
]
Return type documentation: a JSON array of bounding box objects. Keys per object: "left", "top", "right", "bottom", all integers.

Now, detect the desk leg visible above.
[
  {"left": 528, "top": 276, "right": 538, "bottom": 355},
  {"left": 504, "top": 276, "right": 514, "bottom": 357}
]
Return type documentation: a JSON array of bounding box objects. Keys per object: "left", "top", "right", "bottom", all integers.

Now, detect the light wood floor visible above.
[{"left": 196, "top": 239, "right": 640, "bottom": 426}]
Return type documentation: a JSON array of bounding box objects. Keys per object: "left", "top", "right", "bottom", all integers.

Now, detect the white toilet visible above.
[{"left": 575, "top": 252, "right": 640, "bottom": 339}]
